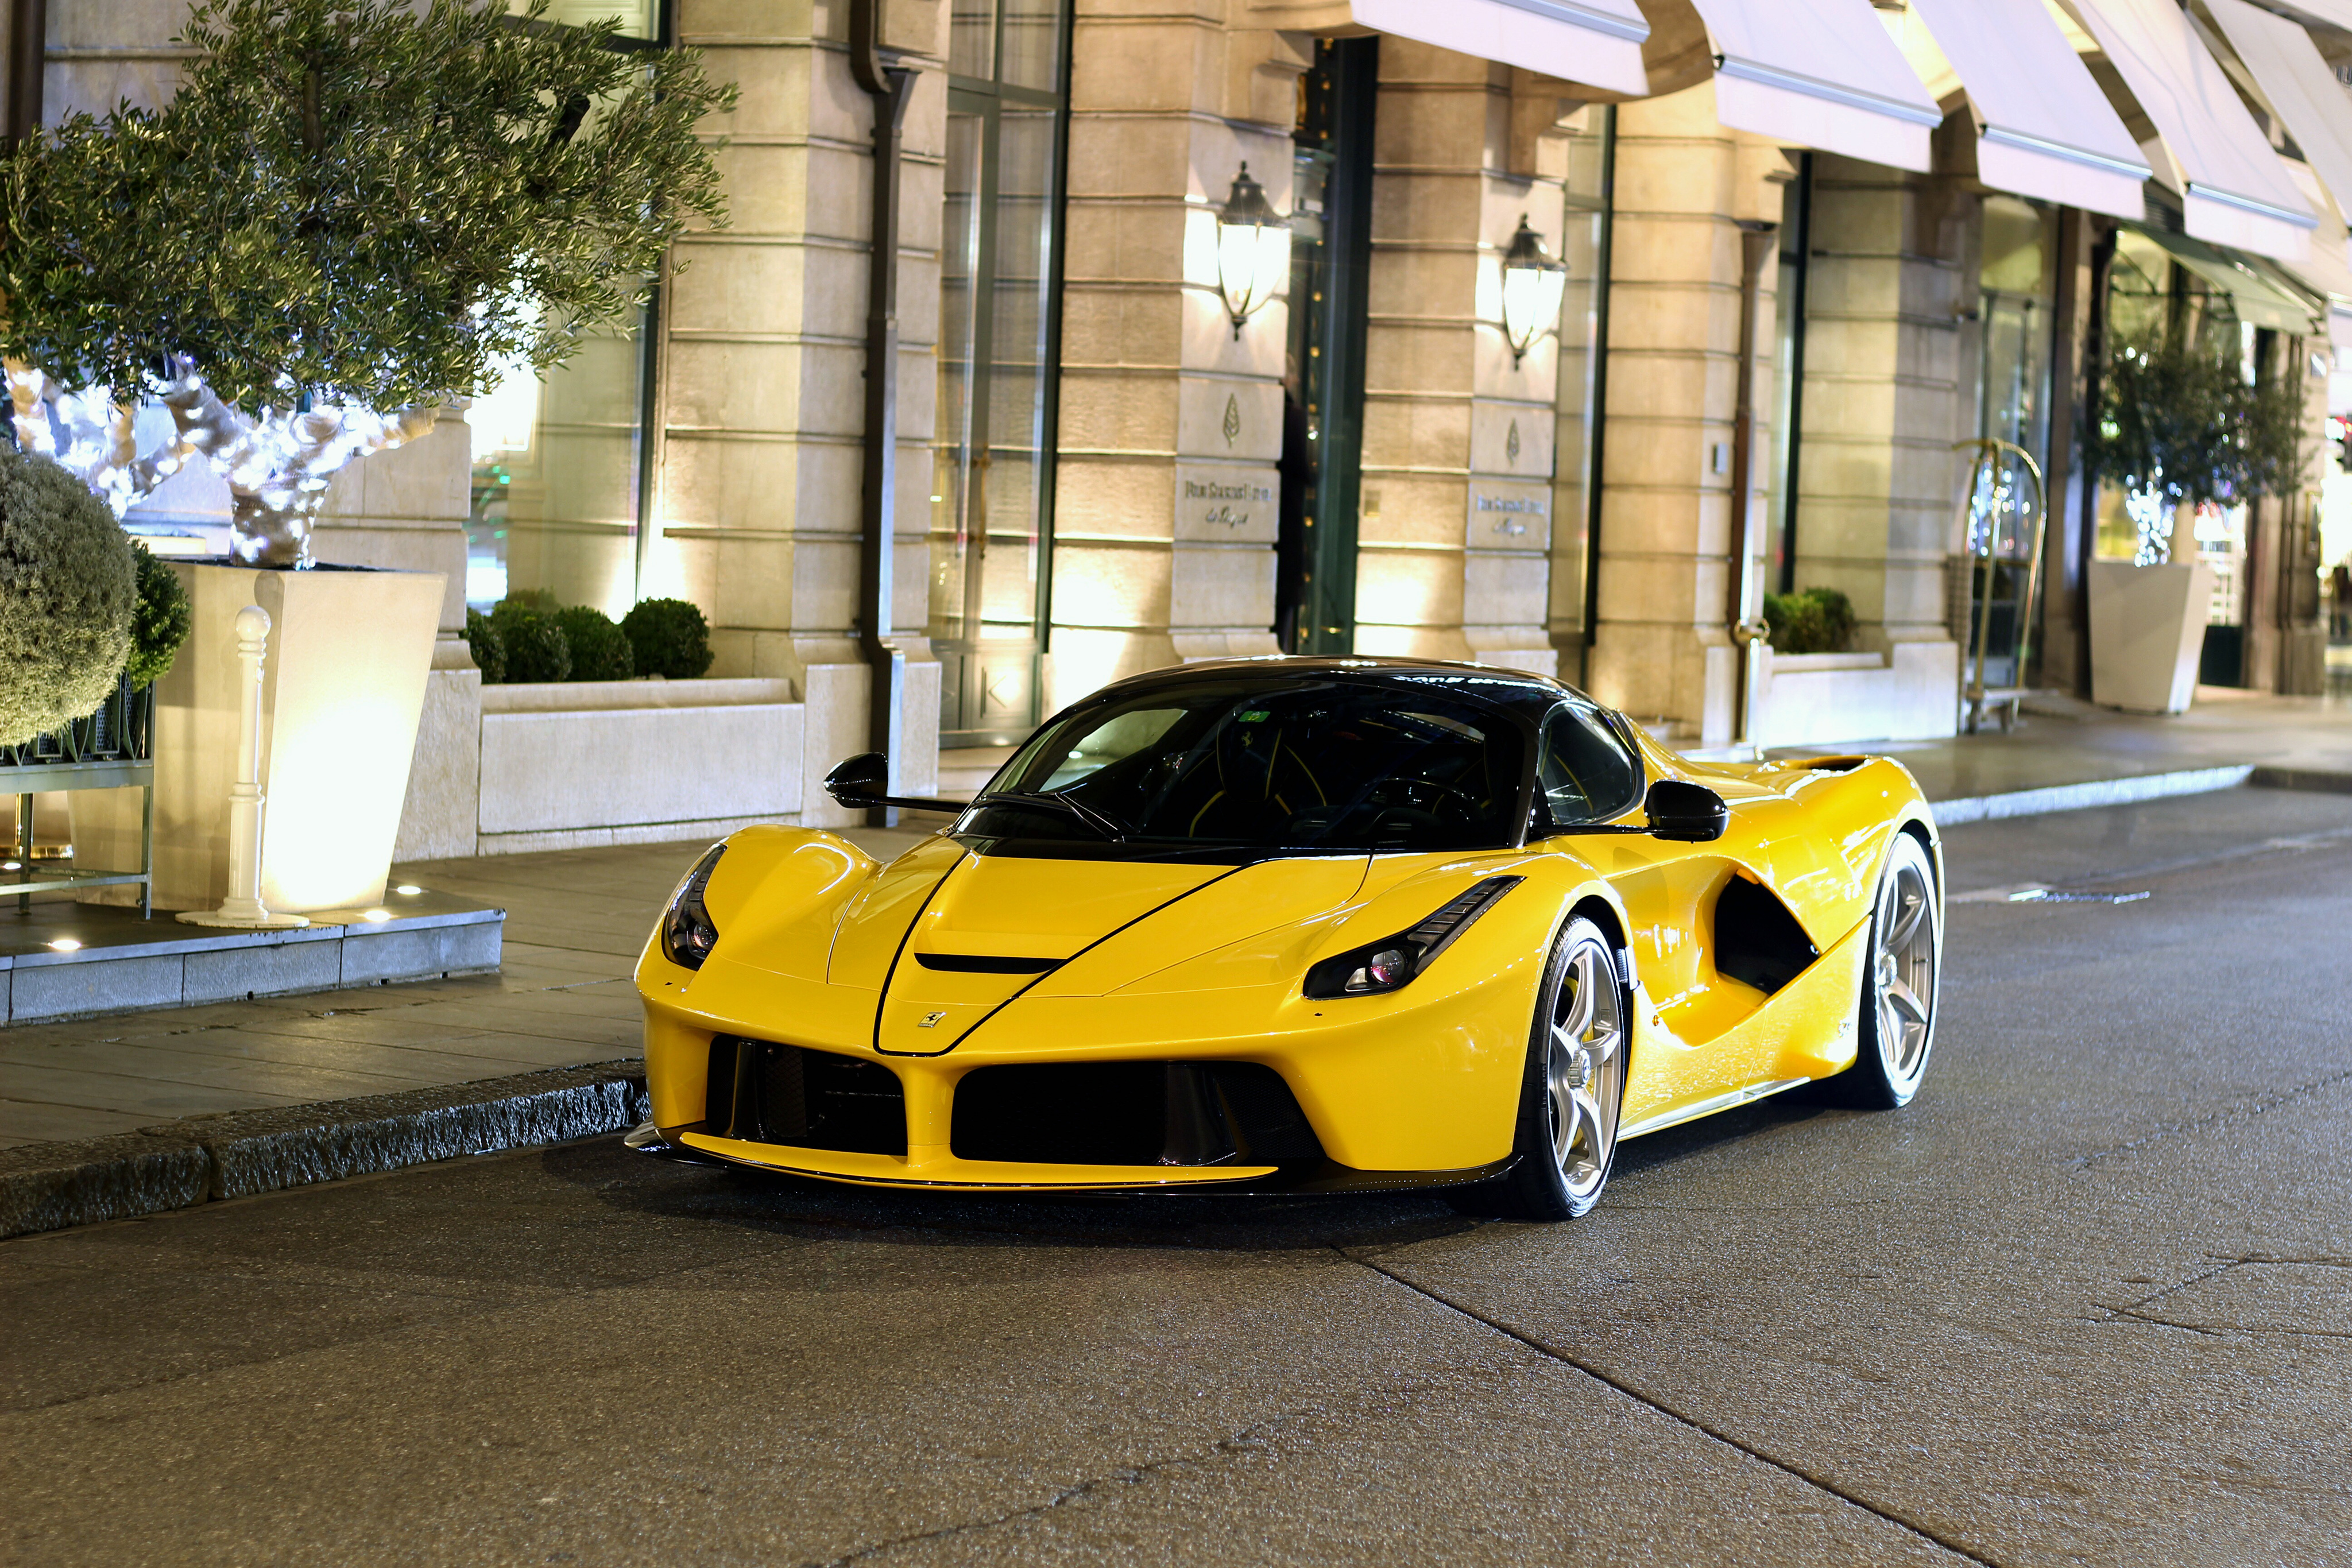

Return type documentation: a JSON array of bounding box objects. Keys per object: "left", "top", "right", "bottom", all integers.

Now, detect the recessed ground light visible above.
[
  {"left": 48, "top": 938, "right": 83, "bottom": 952},
  {"left": 393, "top": 884, "right": 423, "bottom": 896},
  {"left": 361, "top": 908, "right": 392, "bottom": 923}
]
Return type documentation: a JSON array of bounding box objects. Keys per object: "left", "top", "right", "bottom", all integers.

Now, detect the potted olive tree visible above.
[
  {"left": 2081, "top": 332, "right": 2303, "bottom": 714},
  {"left": 2, "top": 0, "right": 728, "bottom": 911}
]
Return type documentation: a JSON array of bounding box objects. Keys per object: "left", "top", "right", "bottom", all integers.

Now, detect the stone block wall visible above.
[
  {"left": 1793, "top": 155, "right": 1976, "bottom": 657},
  {"left": 1042, "top": 1, "right": 1302, "bottom": 713},
  {"left": 1355, "top": 44, "right": 1565, "bottom": 677}
]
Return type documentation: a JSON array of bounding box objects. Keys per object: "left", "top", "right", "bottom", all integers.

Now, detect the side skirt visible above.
[{"left": 1617, "top": 1078, "right": 1813, "bottom": 1141}]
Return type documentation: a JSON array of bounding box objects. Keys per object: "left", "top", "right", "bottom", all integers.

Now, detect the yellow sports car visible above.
[{"left": 628, "top": 657, "right": 1943, "bottom": 1219}]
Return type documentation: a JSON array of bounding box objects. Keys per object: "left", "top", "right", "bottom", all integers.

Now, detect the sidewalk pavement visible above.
[
  {"left": 3, "top": 685, "right": 2346, "bottom": 1235},
  {"left": 1766, "top": 685, "right": 2352, "bottom": 819}
]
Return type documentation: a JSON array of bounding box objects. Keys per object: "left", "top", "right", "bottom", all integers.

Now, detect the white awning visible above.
[
  {"left": 1902, "top": 0, "right": 2150, "bottom": 219},
  {"left": 2203, "top": 0, "right": 2352, "bottom": 225},
  {"left": 1683, "top": 0, "right": 1945, "bottom": 172},
  {"left": 1246, "top": 0, "right": 1650, "bottom": 97},
  {"left": 2274, "top": 1, "right": 2352, "bottom": 31},
  {"left": 2063, "top": 0, "right": 2317, "bottom": 260}
]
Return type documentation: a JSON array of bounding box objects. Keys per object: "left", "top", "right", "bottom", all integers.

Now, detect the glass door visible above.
[{"left": 1967, "top": 197, "right": 2057, "bottom": 690}]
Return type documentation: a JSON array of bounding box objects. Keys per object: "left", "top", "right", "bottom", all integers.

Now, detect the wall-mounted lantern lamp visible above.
[
  {"left": 1215, "top": 161, "right": 1292, "bottom": 340},
  {"left": 1500, "top": 214, "right": 1569, "bottom": 367}
]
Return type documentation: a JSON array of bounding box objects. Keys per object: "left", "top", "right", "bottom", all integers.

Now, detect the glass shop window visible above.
[
  {"left": 506, "top": 0, "right": 660, "bottom": 40},
  {"left": 469, "top": 6, "right": 664, "bottom": 617},
  {"left": 467, "top": 303, "right": 648, "bottom": 618},
  {"left": 931, "top": 0, "right": 1072, "bottom": 747}
]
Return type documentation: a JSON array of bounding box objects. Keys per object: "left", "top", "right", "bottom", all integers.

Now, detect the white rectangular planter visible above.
[
  {"left": 2089, "top": 560, "right": 2212, "bottom": 715},
  {"left": 477, "top": 678, "right": 805, "bottom": 854},
  {"left": 1747, "top": 642, "right": 1960, "bottom": 749},
  {"left": 80, "top": 562, "right": 443, "bottom": 914}
]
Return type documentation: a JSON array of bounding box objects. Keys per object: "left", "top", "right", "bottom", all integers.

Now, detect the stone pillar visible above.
[
  {"left": 1588, "top": 84, "right": 1786, "bottom": 741},
  {"left": 1354, "top": 45, "right": 1565, "bottom": 676},
  {"left": 659, "top": 0, "right": 944, "bottom": 820},
  {"left": 1044, "top": 4, "right": 1302, "bottom": 714}
]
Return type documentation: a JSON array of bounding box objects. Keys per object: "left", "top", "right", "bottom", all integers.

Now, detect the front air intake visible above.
[
  {"left": 705, "top": 1036, "right": 907, "bottom": 1156},
  {"left": 950, "top": 1062, "right": 1324, "bottom": 1167}
]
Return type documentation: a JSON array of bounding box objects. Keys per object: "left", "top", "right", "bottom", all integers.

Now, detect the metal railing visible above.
[{"left": 2, "top": 676, "right": 156, "bottom": 916}]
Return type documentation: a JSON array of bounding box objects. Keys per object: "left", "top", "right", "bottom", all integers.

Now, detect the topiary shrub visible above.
[
  {"left": 554, "top": 605, "right": 635, "bottom": 682},
  {"left": 463, "top": 607, "right": 507, "bottom": 684},
  {"left": 0, "top": 443, "right": 137, "bottom": 746},
  {"left": 491, "top": 599, "right": 571, "bottom": 683},
  {"left": 621, "top": 596, "right": 713, "bottom": 679},
  {"left": 123, "top": 541, "right": 194, "bottom": 689},
  {"left": 1763, "top": 587, "right": 1857, "bottom": 656}
]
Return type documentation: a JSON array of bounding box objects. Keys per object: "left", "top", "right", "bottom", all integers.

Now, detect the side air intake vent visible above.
[
  {"left": 1713, "top": 874, "right": 1819, "bottom": 995},
  {"left": 705, "top": 1036, "right": 907, "bottom": 1155},
  {"left": 951, "top": 1062, "right": 1324, "bottom": 1168}
]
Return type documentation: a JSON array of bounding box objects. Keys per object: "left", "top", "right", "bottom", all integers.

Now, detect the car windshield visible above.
[{"left": 961, "top": 678, "right": 1530, "bottom": 854}]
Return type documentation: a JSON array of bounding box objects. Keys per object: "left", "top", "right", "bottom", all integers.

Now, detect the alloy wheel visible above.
[{"left": 1546, "top": 932, "right": 1627, "bottom": 1203}]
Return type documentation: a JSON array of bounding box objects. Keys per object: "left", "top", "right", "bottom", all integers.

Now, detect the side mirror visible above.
[
  {"left": 1646, "top": 779, "right": 1728, "bottom": 843},
  {"left": 824, "top": 752, "right": 890, "bottom": 808}
]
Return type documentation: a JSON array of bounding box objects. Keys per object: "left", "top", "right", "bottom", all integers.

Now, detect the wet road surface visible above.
[{"left": 6, "top": 788, "right": 2351, "bottom": 1565}]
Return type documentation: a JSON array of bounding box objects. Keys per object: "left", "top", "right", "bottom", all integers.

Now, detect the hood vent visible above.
[{"left": 914, "top": 953, "right": 1061, "bottom": 974}]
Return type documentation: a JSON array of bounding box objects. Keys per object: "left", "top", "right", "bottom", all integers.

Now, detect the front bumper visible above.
[{"left": 627, "top": 1118, "right": 1515, "bottom": 1197}]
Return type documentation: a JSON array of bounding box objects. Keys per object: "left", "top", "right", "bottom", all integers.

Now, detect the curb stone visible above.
[
  {"left": 0, "top": 1061, "right": 649, "bottom": 1240},
  {"left": 2249, "top": 765, "right": 2352, "bottom": 795}
]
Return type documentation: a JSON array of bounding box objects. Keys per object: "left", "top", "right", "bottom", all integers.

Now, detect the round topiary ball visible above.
[
  {"left": 463, "top": 607, "right": 508, "bottom": 684},
  {"left": 554, "top": 605, "right": 635, "bottom": 682},
  {"left": 492, "top": 601, "right": 571, "bottom": 684},
  {"left": 124, "top": 541, "right": 194, "bottom": 689},
  {"left": 621, "top": 597, "right": 713, "bottom": 680},
  {"left": 0, "top": 444, "right": 137, "bottom": 746}
]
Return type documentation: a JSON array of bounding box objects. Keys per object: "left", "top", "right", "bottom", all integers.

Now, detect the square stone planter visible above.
[
  {"left": 475, "top": 678, "right": 806, "bottom": 854},
  {"left": 2089, "top": 560, "right": 2214, "bottom": 715},
  {"left": 80, "top": 560, "right": 444, "bottom": 914}
]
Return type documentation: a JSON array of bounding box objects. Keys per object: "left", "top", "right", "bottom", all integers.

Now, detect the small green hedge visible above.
[
  {"left": 465, "top": 593, "right": 714, "bottom": 684},
  {"left": 491, "top": 598, "right": 571, "bottom": 684},
  {"left": 554, "top": 605, "right": 635, "bottom": 682},
  {"left": 621, "top": 597, "right": 713, "bottom": 680},
  {"left": 0, "top": 444, "right": 136, "bottom": 746},
  {"left": 1762, "top": 587, "right": 1856, "bottom": 656},
  {"left": 463, "top": 608, "right": 507, "bottom": 684},
  {"left": 125, "top": 541, "right": 194, "bottom": 689}
]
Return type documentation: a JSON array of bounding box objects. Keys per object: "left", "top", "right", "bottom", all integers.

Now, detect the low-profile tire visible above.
[
  {"left": 1471, "top": 915, "right": 1630, "bottom": 1221},
  {"left": 1837, "top": 830, "right": 1941, "bottom": 1109}
]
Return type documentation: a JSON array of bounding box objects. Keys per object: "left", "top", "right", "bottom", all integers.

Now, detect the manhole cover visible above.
[{"left": 2008, "top": 889, "right": 2150, "bottom": 904}]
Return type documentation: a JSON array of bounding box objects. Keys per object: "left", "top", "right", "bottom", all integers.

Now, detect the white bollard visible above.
[{"left": 179, "top": 605, "right": 308, "bottom": 931}]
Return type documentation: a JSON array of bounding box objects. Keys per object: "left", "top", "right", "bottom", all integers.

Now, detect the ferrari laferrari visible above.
[{"left": 628, "top": 657, "right": 1943, "bottom": 1218}]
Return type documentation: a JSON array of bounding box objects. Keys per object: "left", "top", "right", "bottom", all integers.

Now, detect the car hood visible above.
[{"left": 831, "top": 846, "right": 1372, "bottom": 1055}]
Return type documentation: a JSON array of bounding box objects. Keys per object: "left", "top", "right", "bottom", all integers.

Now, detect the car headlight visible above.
[
  {"left": 1304, "top": 876, "right": 1523, "bottom": 999},
  {"left": 659, "top": 844, "right": 726, "bottom": 969}
]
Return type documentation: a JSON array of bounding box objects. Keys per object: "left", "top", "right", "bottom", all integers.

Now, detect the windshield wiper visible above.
[{"left": 970, "top": 791, "right": 1130, "bottom": 842}]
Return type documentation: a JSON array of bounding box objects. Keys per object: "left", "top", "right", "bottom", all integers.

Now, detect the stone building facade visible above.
[{"left": 11, "top": 0, "right": 2346, "bottom": 855}]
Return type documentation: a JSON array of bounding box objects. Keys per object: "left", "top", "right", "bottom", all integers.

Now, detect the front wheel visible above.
[
  {"left": 1839, "top": 830, "right": 1941, "bottom": 1109},
  {"left": 1484, "top": 916, "right": 1629, "bottom": 1221}
]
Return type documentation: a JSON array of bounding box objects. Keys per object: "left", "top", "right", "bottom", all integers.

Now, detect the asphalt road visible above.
[{"left": 6, "top": 788, "right": 2352, "bottom": 1567}]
